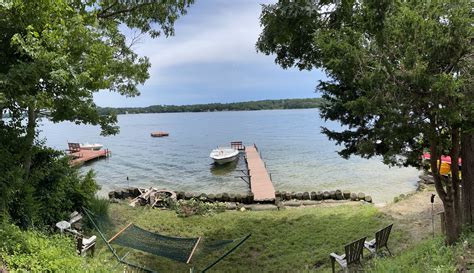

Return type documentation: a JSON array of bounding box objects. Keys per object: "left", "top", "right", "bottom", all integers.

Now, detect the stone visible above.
[
  {"left": 302, "top": 200, "right": 320, "bottom": 206},
  {"left": 247, "top": 193, "right": 255, "bottom": 203},
  {"left": 350, "top": 193, "right": 358, "bottom": 201},
  {"left": 291, "top": 192, "right": 298, "bottom": 199},
  {"left": 176, "top": 191, "right": 185, "bottom": 200},
  {"left": 296, "top": 192, "right": 303, "bottom": 200},
  {"left": 222, "top": 193, "right": 230, "bottom": 202},
  {"left": 235, "top": 194, "right": 242, "bottom": 203},
  {"left": 284, "top": 201, "right": 302, "bottom": 207},
  {"left": 329, "top": 191, "right": 336, "bottom": 199},
  {"left": 316, "top": 191, "right": 323, "bottom": 200},
  {"left": 343, "top": 190, "right": 351, "bottom": 199},
  {"left": 358, "top": 192, "right": 366, "bottom": 200},
  {"left": 184, "top": 192, "right": 193, "bottom": 200},
  {"left": 108, "top": 191, "right": 116, "bottom": 199},
  {"left": 302, "top": 192, "right": 310, "bottom": 200},
  {"left": 226, "top": 202, "right": 237, "bottom": 210},
  {"left": 284, "top": 192, "right": 292, "bottom": 201},
  {"left": 207, "top": 194, "right": 215, "bottom": 201},
  {"left": 310, "top": 191, "right": 317, "bottom": 200},
  {"left": 215, "top": 193, "right": 223, "bottom": 201},
  {"left": 365, "top": 196, "right": 373, "bottom": 203},
  {"left": 247, "top": 204, "right": 278, "bottom": 211},
  {"left": 335, "top": 190, "right": 343, "bottom": 200},
  {"left": 275, "top": 191, "right": 281, "bottom": 198},
  {"left": 199, "top": 193, "right": 208, "bottom": 200},
  {"left": 240, "top": 207, "right": 246, "bottom": 212},
  {"left": 323, "top": 191, "right": 330, "bottom": 200},
  {"left": 229, "top": 193, "right": 236, "bottom": 202}
]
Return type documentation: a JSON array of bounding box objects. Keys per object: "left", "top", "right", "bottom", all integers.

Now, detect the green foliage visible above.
[
  {"left": 1, "top": 144, "right": 101, "bottom": 228},
  {"left": 97, "top": 98, "right": 325, "bottom": 115},
  {"left": 171, "top": 198, "right": 226, "bottom": 217},
  {"left": 368, "top": 236, "right": 457, "bottom": 273},
  {"left": 0, "top": 222, "right": 111, "bottom": 272}
]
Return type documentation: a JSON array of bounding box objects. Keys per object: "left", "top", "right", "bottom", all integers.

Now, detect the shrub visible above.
[{"left": 171, "top": 198, "right": 226, "bottom": 217}]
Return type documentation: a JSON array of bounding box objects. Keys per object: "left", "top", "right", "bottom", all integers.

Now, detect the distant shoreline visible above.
[{"left": 97, "top": 98, "right": 324, "bottom": 116}]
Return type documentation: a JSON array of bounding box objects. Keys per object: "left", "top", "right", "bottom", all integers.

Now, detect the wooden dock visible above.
[
  {"left": 245, "top": 145, "right": 275, "bottom": 202},
  {"left": 70, "top": 149, "right": 109, "bottom": 167}
]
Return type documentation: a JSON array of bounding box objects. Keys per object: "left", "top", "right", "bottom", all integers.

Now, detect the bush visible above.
[
  {"left": 171, "top": 198, "right": 226, "bottom": 217},
  {"left": 0, "top": 222, "right": 111, "bottom": 272}
]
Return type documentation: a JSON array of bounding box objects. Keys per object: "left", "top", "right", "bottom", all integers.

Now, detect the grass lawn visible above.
[{"left": 93, "top": 202, "right": 405, "bottom": 272}]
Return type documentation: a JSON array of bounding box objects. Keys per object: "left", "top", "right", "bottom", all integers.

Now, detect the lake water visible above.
[{"left": 40, "top": 109, "right": 420, "bottom": 203}]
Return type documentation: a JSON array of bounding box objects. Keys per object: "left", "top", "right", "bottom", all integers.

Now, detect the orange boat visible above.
[{"left": 151, "top": 131, "right": 169, "bottom": 137}]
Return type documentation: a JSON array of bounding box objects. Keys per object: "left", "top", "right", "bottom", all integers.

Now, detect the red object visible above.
[{"left": 422, "top": 152, "right": 462, "bottom": 166}]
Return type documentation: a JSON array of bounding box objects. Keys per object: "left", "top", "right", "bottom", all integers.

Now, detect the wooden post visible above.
[{"left": 439, "top": 211, "right": 446, "bottom": 235}]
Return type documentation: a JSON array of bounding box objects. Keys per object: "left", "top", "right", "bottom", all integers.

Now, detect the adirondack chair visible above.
[
  {"left": 76, "top": 234, "right": 96, "bottom": 257},
  {"left": 330, "top": 237, "right": 366, "bottom": 273},
  {"left": 364, "top": 224, "right": 393, "bottom": 256}
]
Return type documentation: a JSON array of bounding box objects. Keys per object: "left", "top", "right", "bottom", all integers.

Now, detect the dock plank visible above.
[
  {"left": 70, "top": 149, "right": 109, "bottom": 166},
  {"left": 245, "top": 145, "right": 275, "bottom": 202}
]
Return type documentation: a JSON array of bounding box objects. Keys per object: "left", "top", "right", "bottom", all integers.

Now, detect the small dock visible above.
[
  {"left": 68, "top": 143, "right": 110, "bottom": 166},
  {"left": 245, "top": 144, "right": 275, "bottom": 202}
]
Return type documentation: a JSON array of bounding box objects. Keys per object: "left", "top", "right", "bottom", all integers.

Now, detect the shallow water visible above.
[{"left": 40, "top": 109, "right": 419, "bottom": 203}]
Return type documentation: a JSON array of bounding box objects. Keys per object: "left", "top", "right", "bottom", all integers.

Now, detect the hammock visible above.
[{"left": 83, "top": 207, "right": 250, "bottom": 272}]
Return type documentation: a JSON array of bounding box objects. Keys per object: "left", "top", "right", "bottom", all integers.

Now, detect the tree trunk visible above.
[
  {"left": 450, "top": 128, "right": 462, "bottom": 235},
  {"left": 462, "top": 132, "right": 474, "bottom": 229},
  {"left": 430, "top": 142, "right": 459, "bottom": 244},
  {"left": 23, "top": 102, "right": 37, "bottom": 178}
]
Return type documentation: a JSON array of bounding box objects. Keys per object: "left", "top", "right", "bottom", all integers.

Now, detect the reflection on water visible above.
[
  {"left": 210, "top": 157, "right": 240, "bottom": 176},
  {"left": 39, "top": 109, "right": 420, "bottom": 203}
]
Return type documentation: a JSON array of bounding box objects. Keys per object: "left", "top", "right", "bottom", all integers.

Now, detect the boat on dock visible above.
[
  {"left": 210, "top": 147, "right": 239, "bottom": 165},
  {"left": 79, "top": 143, "right": 103, "bottom": 150}
]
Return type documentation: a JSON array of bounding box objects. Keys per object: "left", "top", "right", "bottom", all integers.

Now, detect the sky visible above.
[{"left": 93, "top": 0, "right": 327, "bottom": 107}]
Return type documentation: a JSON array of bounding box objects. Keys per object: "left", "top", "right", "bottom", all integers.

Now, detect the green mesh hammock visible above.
[{"left": 83, "top": 207, "right": 250, "bottom": 273}]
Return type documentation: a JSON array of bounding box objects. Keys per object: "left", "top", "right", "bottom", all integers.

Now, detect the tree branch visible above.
[{"left": 97, "top": 2, "right": 154, "bottom": 19}]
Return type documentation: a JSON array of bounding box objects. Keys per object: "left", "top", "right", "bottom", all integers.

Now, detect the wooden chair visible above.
[
  {"left": 364, "top": 224, "right": 393, "bottom": 256},
  {"left": 330, "top": 237, "right": 366, "bottom": 273},
  {"left": 68, "top": 143, "right": 81, "bottom": 153},
  {"left": 76, "top": 234, "right": 96, "bottom": 257}
]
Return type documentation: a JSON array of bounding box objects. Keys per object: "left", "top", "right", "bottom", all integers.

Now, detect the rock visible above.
[
  {"left": 296, "top": 192, "right": 303, "bottom": 200},
  {"left": 358, "top": 192, "right": 365, "bottom": 200},
  {"left": 275, "top": 191, "right": 281, "bottom": 198},
  {"left": 284, "top": 192, "right": 292, "bottom": 201},
  {"left": 109, "top": 198, "right": 120, "bottom": 203},
  {"left": 184, "top": 192, "right": 193, "bottom": 200},
  {"left": 215, "top": 193, "right": 223, "bottom": 201},
  {"left": 246, "top": 204, "right": 278, "bottom": 211},
  {"left": 302, "top": 200, "right": 320, "bottom": 206},
  {"left": 302, "top": 192, "right": 310, "bottom": 200},
  {"left": 176, "top": 191, "right": 185, "bottom": 200},
  {"left": 316, "top": 191, "right": 323, "bottom": 200},
  {"left": 229, "top": 193, "right": 236, "bottom": 202},
  {"left": 122, "top": 191, "right": 132, "bottom": 199},
  {"left": 419, "top": 174, "right": 434, "bottom": 184},
  {"left": 132, "top": 188, "right": 141, "bottom": 197},
  {"left": 280, "top": 191, "right": 286, "bottom": 199},
  {"left": 247, "top": 193, "right": 254, "bottom": 204},
  {"left": 108, "top": 191, "right": 117, "bottom": 199},
  {"left": 199, "top": 193, "right": 208, "bottom": 200},
  {"left": 343, "top": 190, "right": 351, "bottom": 199},
  {"left": 350, "top": 193, "right": 358, "bottom": 201},
  {"left": 235, "top": 193, "right": 242, "bottom": 203},
  {"left": 240, "top": 207, "right": 246, "bottom": 212},
  {"left": 226, "top": 202, "right": 237, "bottom": 210},
  {"left": 329, "top": 191, "right": 336, "bottom": 199},
  {"left": 284, "top": 201, "right": 302, "bottom": 207},
  {"left": 335, "top": 190, "right": 343, "bottom": 200},
  {"left": 207, "top": 194, "right": 215, "bottom": 202},
  {"left": 291, "top": 192, "right": 298, "bottom": 199},
  {"left": 323, "top": 191, "right": 331, "bottom": 200},
  {"left": 222, "top": 193, "right": 230, "bottom": 202},
  {"left": 365, "top": 196, "right": 373, "bottom": 203},
  {"left": 310, "top": 191, "right": 317, "bottom": 200}
]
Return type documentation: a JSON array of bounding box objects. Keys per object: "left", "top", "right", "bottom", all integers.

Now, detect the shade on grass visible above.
[{"left": 95, "top": 203, "right": 400, "bottom": 272}]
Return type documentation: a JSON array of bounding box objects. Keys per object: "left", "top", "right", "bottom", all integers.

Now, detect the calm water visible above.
[{"left": 40, "top": 109, "right": 419, "bottom": 203}]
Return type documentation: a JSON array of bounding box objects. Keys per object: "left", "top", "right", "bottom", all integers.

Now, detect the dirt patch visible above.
[{"left": 379, "top": 188, "right": 443, "bottom": 244}]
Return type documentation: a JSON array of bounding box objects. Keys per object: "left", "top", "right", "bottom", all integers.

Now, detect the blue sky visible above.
[{"left": 93, "top": 0, "right": 327, "bottom": 107}]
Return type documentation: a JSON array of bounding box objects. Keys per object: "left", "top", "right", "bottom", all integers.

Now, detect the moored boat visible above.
[
  {"left": 79, "top": 143, "right": 103, "bottom": 150},
  {"left": 151, "top": 131, "right": 169, "bottom": 137},
  {"left": 210, "top": 147, "right": 239, "bottom": 165}
]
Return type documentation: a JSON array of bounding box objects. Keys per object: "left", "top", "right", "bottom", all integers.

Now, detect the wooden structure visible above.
[
  {"left": 330, "top": 237, "right": 366, "bottom": 273},
  {"left": 151, "top": 131, "right": 169, "bottom": 137},
  {"left": 244, "top": 144, "right": 275, "bottom": 202},
  {"left": 68, "top": 143, "right": 110, "bottom": 166},
  {"left": 364, "top": 224, "right": 393, "bottom": 256},
  {"left": 231, "top": 141, "right": 245, "bottom": 151}
]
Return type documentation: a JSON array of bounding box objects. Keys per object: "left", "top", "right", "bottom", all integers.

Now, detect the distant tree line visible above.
[{"left": 98, "top": 98, "right": 324, "bottom": 115}]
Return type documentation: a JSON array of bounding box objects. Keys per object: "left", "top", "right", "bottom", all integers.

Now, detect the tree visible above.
[
  {"left": 257, "top": 0, "right": 472, "bottom": 244},
  {"left": 0, "top": 0, "right": 193, "bottom": 177}
]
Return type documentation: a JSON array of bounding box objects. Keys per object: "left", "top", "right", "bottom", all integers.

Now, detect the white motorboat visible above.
[
  {"left": 79, "top": 143, "right": 103, "bottom": 150},
  {"left": 210, "top": 147, "right": 239, "bottom": 165}
]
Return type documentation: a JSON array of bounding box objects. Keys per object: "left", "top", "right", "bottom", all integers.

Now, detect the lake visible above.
[{"left": 40, "top": 109, "right": 420, "bottom": 203}]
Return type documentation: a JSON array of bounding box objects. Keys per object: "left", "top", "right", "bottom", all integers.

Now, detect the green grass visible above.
[{"left": 93, "top": 203, "right": 399, "bottom": 272}]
